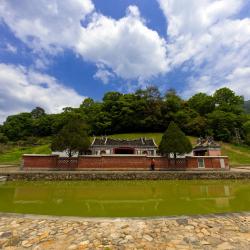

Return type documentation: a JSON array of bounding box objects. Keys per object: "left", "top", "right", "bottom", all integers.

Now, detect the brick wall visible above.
[
  {"left": 22, "top": 154, "right": 229, "bottom": 170},
  {"left": 23, "top": 155, "right": 58, "bottom": 169},
  {"left": 78, "top": 156, "right": 102, "bottom": 169},
  {"left": 186, "top": 156, "right": 229, "bottom": 170}
]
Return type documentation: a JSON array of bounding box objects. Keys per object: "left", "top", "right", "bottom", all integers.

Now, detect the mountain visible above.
[{"left": 244, "top": 100, "right": 250, "bottom": 114}]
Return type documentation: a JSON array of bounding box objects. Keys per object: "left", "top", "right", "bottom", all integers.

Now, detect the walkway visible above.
[{"left": 0, "top": 213, "right": 249, "bottom": 249}]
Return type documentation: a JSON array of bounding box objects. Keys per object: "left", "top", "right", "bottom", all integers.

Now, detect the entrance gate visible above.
[{"left": 114, "top": 147, "right": 135, "bottom": 154}]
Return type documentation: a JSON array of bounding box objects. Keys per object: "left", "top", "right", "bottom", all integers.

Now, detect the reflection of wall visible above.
[{"left": 7, "top": 181, "right": 249, "bottom": 217}]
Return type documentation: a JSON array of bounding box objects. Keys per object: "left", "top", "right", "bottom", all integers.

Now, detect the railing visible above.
[
  {"left": 168, "top": 158, "right": 186, "bottom": 168},
  {"left": 57, "top": 157, "right": 78, "bottom": 169}
]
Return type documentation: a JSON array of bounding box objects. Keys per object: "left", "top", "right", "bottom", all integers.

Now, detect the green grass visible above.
[
  {"left": 107, "top": 133, "right": 163, "bottom": 145},
  {"left": 1, "top": 133, "right": 250, "bottom": 166},
  {"left": 221, "top": 142, "right": 250, "bottom": 166},
  {"left": 0, "top": 144, "right": 51, "bottom": 165}
]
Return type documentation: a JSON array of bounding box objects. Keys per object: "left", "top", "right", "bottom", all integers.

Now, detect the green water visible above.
[{"left": 0, "top": 180, "right": 250, "bottom": 217}]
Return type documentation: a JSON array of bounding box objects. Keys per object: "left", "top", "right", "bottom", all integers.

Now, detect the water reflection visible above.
[{"left": 0, "top": 180, "right": 249, "bottom": 217}]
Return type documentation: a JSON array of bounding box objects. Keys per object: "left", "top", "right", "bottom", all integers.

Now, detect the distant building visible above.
[
  {"left": 90, "top": 137, "right": 158, "bottom": 155},
  {"left": 193, "top": 136, "right": 221, "bottom": 156}
]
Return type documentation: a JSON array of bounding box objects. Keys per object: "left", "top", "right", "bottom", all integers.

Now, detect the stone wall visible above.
[
  {"left": 3, "top": 171, "right": 250, "bottom": 181},
  {"left": 22, "top": 154, "right": 229, "bottom": 171}
]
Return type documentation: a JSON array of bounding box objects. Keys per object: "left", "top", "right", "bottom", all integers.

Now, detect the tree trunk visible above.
[
  {"left": 68, "top": 149, "right": 72, "bottom": 168},
  {"left": 174, "top": 153, "right": 177, "bottom": 167}
]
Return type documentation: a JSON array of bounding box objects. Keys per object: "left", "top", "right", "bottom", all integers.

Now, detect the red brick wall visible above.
[
  {"left": 23, "top": 155, "right": 58, "bottom": 169},
  {"left": 78, "top": 156, "right": 102, "bottom": 169},
  {"left": 186, "top": 156, "right": 229, "bottom": 170},
  {"left": 22, "top": 155, "right": 229, "bottom": 170},
  {"left": 101, "top": 156, "right": 148, "bottom": 169}
]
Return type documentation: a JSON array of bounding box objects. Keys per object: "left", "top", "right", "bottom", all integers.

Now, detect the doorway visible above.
[{"left": 114, "top": 147, "right": 135, "bottom": 154}]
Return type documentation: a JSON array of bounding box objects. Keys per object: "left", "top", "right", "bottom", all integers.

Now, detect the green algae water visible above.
[{"left": 0, "top": 180, "right": 249, "bottom": 217}]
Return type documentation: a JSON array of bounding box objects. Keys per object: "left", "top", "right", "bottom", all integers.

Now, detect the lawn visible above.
[
  {"left": 0, "top": 144, "right": 51, "bottom": 165},
  {"left": 0, "top": 133, "right": 250, "bottom": 166}
]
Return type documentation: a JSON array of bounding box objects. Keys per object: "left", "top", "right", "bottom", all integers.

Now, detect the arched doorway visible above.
[{"left": 114, "top": 147, "right": 135, "bottom": 154}]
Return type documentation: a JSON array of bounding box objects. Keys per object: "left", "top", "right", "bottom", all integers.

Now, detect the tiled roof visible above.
[
  {"left": 193, "top": 136, "right": 220, "bottom": 150},
  {"left": 91, "top": 137, "right": 157, "bottom": 147}
]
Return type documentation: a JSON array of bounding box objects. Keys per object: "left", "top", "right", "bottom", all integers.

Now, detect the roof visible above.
[
  {"left": 91, "top": 137, "right": 157, "bottom": 147},
  {"left": 193, "top": 136, "right": 220, "bottom": 151}
]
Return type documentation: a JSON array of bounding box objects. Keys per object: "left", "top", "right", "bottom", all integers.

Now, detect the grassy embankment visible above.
[
  {"left": 0, "top": 144, "right": 51, "bottom": 165},
  {"left": 0, "top": 133, "right": 250, "bottom": 166}
]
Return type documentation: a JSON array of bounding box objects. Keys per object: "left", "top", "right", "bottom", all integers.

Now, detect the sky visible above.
[{"left": 0, "top": 0, "right": 250, "bottom": 123}]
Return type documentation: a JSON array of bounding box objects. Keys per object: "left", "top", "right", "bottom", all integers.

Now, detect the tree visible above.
[
  {"left": 51, "top": 117, "right": 90, "bottom": 157},
  {"left": 31, "top": 107, "right": 45, "bottom": 119},
  {"left": 207, "top": 110, "right": 239, "bottom": 142},
  {"left": 244, "top": 100, "right": 250, "bottom": 114},
  {"left": 213, "top": 87, "right": 244, "bottom": 114},
  {"left": 0, "top": 133, "right": 8, "bottom": 144},
  {"left": 243, "top": 121, "right": 250, "bottom": 145},
  {"left": 188, "top": 93, "right": 215, "bottom": 115},
  {"left": 159, "top": 122, "right": 192, "bottom": 164},
  {"left": 3, "top": 113, "right": 33, "bottom": 141}
]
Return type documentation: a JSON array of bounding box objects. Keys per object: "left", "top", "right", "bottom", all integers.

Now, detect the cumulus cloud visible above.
[
  {"left": 0, "top": 1, "right": 168, "bottom": 81},
  {"left": 76, "top": 6, "right": 168, "bottom": 80},
  {"left": 0, "top": 63, "right": 85, "bottom": 123},
  {"left": 0, "top": 0, "right": 94, "bottom": 52},
  {"left": 1, "top": 0, "right": 250, "bottom": 105},
  {"left": 158, "top": 0, "right": 250, "bottom": 99}
]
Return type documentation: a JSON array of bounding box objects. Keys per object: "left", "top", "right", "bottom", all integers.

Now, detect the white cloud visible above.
[
  {"left": 159, "top": 0, "right": 244, "bottom": 37},
  {"left": 1, "top": 0, "right": 250, "bottom": 101},
  {"left": 158, "top": 0, "right": 250, "bottom": 99},
  {"left": 0, "top": 0, "right": 94, "bottom": 52},
  {"left": 5, "top": 43, "right": 17, "bottom": 53},
  {"left": 76, "top": 6, "right": 168, "bottom": 80},
  {"left": 94, "top": 64, "right": 114, "bottom": 84},
  {"left": 0, "top": 2, "right": 168, "bottom": 81},
  {"left": 0, "top": 63, "right": 85, "bottom": 123}
]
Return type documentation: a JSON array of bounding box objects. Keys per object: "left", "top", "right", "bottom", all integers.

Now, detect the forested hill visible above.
[
  {"left": 0, "top": 87, "right": 250, "bottom": 145},
  {"left": 244, "top": 100, "right": 250, "bottom": 113}
]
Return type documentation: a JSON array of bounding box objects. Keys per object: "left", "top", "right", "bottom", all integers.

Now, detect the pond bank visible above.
[
  {"left": 0, "top": 212, "right": 249, "bottom": 249},
  {"left": 1, "top": 170, "right": 250, "bottom": 180}
]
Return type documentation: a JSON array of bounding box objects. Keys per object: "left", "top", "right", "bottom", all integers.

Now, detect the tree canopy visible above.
[
  {"left": 1, "top": 86, "right": 249, "bottom": 146},
  {"left": 51, "top": 116, "right": 90, "bottom": 157},
  {"left": 159, "top": 121, "right": 192, "bottom": 158}
]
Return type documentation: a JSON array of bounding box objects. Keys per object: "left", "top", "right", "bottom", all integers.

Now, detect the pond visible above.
[{"left": 0, "top": 180, "right": 250, "bottom": 217}]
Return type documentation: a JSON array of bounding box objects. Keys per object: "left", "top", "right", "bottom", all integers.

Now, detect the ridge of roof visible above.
[{"left": 91, "top": 137, "right": 157, "bottom": 147}]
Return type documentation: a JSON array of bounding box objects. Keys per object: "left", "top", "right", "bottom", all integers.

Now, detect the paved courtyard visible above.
[{"left": 0, "top": 213, "right": 249, "bottom": 249}]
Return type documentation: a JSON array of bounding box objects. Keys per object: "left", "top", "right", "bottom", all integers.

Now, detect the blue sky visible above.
[{"left": 0, "top": 0, "right": 250, "bottom": 122}]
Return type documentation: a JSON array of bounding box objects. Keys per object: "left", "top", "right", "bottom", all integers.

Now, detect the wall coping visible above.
[
  {"left": 23, "top": 154, "right": 58, "bottom": 157},
  {"left": 23, "top": 154, "right": 228, "bottom": 159},
  {"left": 186, "top": 156, "right": 228, "bottom": 158}
]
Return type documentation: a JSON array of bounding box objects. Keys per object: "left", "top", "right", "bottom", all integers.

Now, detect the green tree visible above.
[
  {"left": 3, "top": 113, "right": 33, "bottom": 141},
  {"left": 31, "top": 107, "right": 45, "bottom": 119},
  {"left": 213, "top": 87, "right": 244, "bottom": 114},
  {"left": 159, "top": 122, "right": 192, "bottom": 163},
  {"left": 207, "top": 110, "right": 240, "bottom": 142},
  {"left": 188, "top": 93, "right": 215, "bottom": 115},
  {"left": 33, "top": 115, "right": 53, "bottom": 137},
  {"left": 244, "top": 100, "right": 250, "bottom": 114},
  {"left": 51, "top": 117, "right": 90, "bottom": 157},
  {"left": 243, "top": 121, "right": 250, "bottom": 145},
  {"left": 0, "top": 133, "right": 8, "bottom": 144}
]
